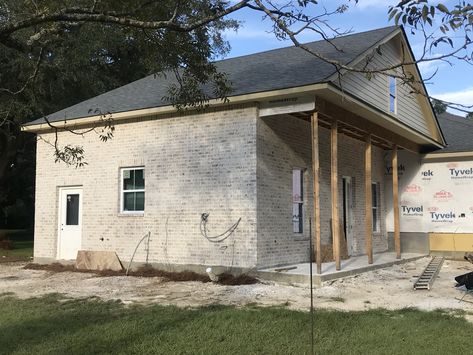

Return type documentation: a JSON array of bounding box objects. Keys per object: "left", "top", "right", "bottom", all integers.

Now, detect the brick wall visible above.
[
  {"left": 256, "top": 114, "right": 388, "bottom": 267},
  {"left": 34, "top": 104, "right": 389, "bottom": 270},
  {"left": 34, "top": 105, "right": 258, "bottom": 268}
]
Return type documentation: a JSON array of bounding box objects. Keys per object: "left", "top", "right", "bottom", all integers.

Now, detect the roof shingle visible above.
[
  {"left": 435, "top": 112, "right": 473, "bottom": 153},
  {"left": 29, "top": 26, "right": 399, "bottom": 125}
]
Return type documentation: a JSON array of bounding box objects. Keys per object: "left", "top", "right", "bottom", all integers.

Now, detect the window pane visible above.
[
  {"left": 66, "top": 194, "right": 79, "bottom": 225},
  {"left": 123, "top": 169, "right": 135, "bottom": 190},
  {"left": 135, "top": 192, "right": 145, "bottom": 211},
  {"left": 124, "top": 192, "right": 135, "bottom": 211},
  {"left": 389, "top": 77, "right": 396, "bottom": 113},
  {"left": 293, "top": 169, "right": 303, "bottom": 202},
  {"left": 293, "top": 203, "right": 303, "bottom": 233},
  {"left": 390, "top": 95, "right": 396, "bottom": 113},
  {"left": 389, "top": 77, "right": 396, "bottom": 95},
  {"left": 372, "top": 209, "right": 378, "bottom": 232},
  {"left": 372, "top": 183, "right": 378, "bottom": 207},
  {"left": 134, "top": 169, "right": 145, "bottom": 190}
]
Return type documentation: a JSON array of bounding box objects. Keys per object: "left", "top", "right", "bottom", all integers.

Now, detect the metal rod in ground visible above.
[{"left": 309, "top": 218, "right": 314, "bottom": 355}]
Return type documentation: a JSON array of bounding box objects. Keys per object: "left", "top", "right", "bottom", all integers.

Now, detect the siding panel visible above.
[{"left": 336, "top": 38, "right": 431, "bottom": 136}]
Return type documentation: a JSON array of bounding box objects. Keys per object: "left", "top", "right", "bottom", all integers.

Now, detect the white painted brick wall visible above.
[
  {"left": 34, "top": 104, "right": 388, "bottom": 270},
  {"left": 256, "top": 114, "right": 387, "bottom": 267},
  {"left": 34, "top": 105, "right": 258, "bottom": 268}
]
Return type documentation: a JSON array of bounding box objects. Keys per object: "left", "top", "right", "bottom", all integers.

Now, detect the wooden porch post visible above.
[
  {"left": 311, "top": 112, "right": 322, "bottom": 274},
  {"left": 331, "top": 120, "right": 341, "bottom": 271},
  {"left": 365, "top": 134, "right": 373, "bottom": 264},
  {"left": 392, "top": 144, "right": 401, "bottom": 259}
]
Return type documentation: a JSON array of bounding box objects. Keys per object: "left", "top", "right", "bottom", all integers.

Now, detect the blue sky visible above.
[{"left": 222, "top": 0, "right": 472, "bottom": 114}]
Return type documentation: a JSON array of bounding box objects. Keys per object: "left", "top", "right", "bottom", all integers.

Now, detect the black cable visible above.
[{"left": 200, "top": 212, "right": 241, "bottom": 243}]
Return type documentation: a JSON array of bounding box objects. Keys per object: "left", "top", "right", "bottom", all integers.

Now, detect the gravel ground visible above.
[{"left": 1, "top": 257, "right": 472, "bottom": 313}]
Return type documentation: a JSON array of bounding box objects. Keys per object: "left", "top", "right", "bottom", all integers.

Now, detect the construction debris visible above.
[
  {"left": 464, "top": 253, "right": 473, "bottom": 264},
  {"left": 274, "top": 266, "right": 297, "bottom": 273},
  {"left": 455, "top": 271, "right": 473, "bottom": 290},
  {"left": 23, "top": 263, "right": 259, "bottom": 285},
  {"left": 75, "top": 250, "right": 123, "bottom": 271}
]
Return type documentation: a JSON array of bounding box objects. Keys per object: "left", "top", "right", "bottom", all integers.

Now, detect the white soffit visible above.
[{"left": 259, "top": 95, "right": 315, "bottom": 117}]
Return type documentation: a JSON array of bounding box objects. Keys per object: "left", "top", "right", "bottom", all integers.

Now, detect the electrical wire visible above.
[{"left": 200, "top": 212, "right": 241, "bottom": 243}]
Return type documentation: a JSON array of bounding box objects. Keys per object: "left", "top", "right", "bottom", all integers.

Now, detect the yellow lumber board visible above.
[{"left": 429, "top": 233, "right": 473, "bottom": 252}]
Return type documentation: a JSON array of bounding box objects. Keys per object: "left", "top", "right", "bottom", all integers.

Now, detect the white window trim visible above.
[
  {"left": 388, "top": 76, "right": 397, "bottom": 115},
  {"left": 120, "top": 167, "right": 145, "bottom": 215},
  {"left": 372, "top": 182, "right": 380, "bottom": 233}
]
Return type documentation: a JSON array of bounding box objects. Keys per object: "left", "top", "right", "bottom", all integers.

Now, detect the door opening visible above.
[{"left": 57, "top": 187, "right": 83, "bottom": 260}]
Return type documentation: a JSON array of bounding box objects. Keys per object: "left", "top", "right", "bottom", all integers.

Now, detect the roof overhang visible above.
[
  {"left": 22, "top": 83, "right": 328, "bottom": 133},
  {"left": 21, "top": 81, "right": 444, "bottom": 151},
  {"left": 317, "top": 83, "right": 444, "bottom": 151},
  {"left": 423, "top": 151, "right": 473, "bottom": 161}
]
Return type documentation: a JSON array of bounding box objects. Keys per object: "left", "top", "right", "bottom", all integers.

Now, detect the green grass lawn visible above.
[
  {"left": 0, "top": 294, "right": 472, "bottom": 354},
  {"left": 0, "top": 230, "right": 33, "bottom": 260}
]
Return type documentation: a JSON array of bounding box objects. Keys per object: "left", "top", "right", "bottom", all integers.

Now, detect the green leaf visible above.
[
  {"left": 422, "top": 5, "right": 429, "bottom": 22},
  {"left": 437, "top": 3, "right": 450, "bottom": 14},
  {"left": 394, "top": 12, "right": 402, "bottom": 25}
]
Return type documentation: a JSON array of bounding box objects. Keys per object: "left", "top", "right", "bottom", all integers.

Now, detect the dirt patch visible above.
[
  {"left": 23, "top": 263, "right": 259, "bottom": 285},
  {"left": 4, "top": 258, "right": 472, "bottom": 314},
  {"left": 217, "top": 273, "right": 260, "bottom": 285},
  {"left": 25, "top": 262, "right": 76, "bottom": 272},
  {"left": 1, "top": 256, "right": 29, "bottom": 264}
]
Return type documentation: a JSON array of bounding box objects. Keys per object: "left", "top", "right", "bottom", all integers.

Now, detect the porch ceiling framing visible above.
[
  {"left": 297, "top": 98, "right": 405, "bottom": 273},
  {"left": 290, "top": 104, "right": 420, "bottom": 153}
]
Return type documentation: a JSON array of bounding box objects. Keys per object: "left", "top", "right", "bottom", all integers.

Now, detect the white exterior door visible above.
[
  {"left": 58, "top": 187, "right": 83, "bottom": 260},
  {"left": 342, "top": 177, "right": 354, "bottom": 256}
]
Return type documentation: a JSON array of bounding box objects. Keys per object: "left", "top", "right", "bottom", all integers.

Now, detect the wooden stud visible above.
[
  {"left": 311, "top": 112, "right": 322, "bottom": 274},
  {"left": 331, "top": 120, "right": 341, "bottom": 271},
  {"left": 365, "top": 134, "right": 373, "bottom": 264},
  {"left": 392, "top": 144, "right": 401, "bottom": 259}
]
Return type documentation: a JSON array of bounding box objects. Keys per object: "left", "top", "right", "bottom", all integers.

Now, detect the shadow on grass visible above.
[{"left": 1, "top": 295, "right": 473, "bottom": 354}]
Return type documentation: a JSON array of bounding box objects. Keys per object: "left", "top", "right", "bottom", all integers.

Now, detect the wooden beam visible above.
[
  {"left": 365, "top": 134, "right": 373, "bottom": 264},
  {"left": 311, "top": 112, "right": 322, "bottom": 274},
  {"left": 392, "top": 144, "right": 401, "bottom": 259},
  {"left": 331, "top": 120, "right": 341, "bottom": 271},
  {"left": 316, "top": 99, "right": 420, "bottom": 153}
]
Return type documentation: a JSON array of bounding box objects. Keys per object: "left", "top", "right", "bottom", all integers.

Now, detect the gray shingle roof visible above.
[
  {"left": 28, "top": 26, "right": 399, "bottom": 125},
  {"left": 435, "top": 112, "right": 473, "bottom": 153}
]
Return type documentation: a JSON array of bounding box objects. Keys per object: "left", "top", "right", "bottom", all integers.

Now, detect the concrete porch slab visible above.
[{"left": 256, "top": 252, "right": 426, "bottom": 286}]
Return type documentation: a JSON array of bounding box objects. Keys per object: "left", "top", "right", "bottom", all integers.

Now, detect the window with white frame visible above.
[
  {"left": 292, "top": 169, "right": 304, "bottom": 233},
  {"left": 121, "top": 167, "right": 145, "bottom": 213},
  {"left": 389, "top": 76, "right": 397, "bottom": 114},
  {"left": 372, "top": 182, "right": 380, "bottom": 232}
]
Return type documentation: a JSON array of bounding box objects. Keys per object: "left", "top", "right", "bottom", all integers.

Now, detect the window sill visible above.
[
  {"left": 118, "top": 212, "right": 145, "bottom": 217},
  {"left": 293, "top": 236, "right": 309, "bottom": 242}
]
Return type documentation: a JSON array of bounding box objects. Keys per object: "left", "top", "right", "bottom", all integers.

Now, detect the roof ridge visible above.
[{"left": 216, "top": 25, "right": 400, "bottom": 64}]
